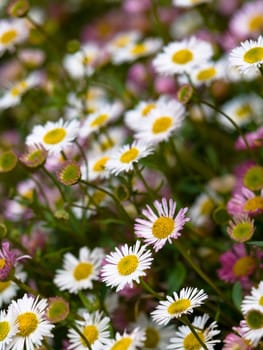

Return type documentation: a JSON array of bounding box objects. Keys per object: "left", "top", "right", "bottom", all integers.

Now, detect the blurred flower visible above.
[
  {"left": 241, "top": 280, "right": 263, "bottom": 315},
  {"left": 0, "top": 309, "right": 17, "bottom": 349},
  {"left": 0, "top": 18, "right": 29, "bottom": 55},
  {"left": 227, "top": 215, "right": 255, "bottom": 242},
  {"left": 104, "top": 327, "right": 145, "bottom": 350},
  {"left": 235, "top": 126, "right": 263, "bottom": 150},
  {"left": 173, "top": 0, "right": 212, "bottom": 7},
  {"left": 227, "top": 187, "right": 263, "bottom": 217},
  {"left": 222, "top": 326, "right": 252, "bottom": 350}
]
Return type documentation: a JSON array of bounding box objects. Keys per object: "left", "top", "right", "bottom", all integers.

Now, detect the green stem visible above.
[
  {"left": 71, "top": 323, "right": 92, "bottom": 350},
  {"left": 181, "top": 315, "right": 209, "bottom": 350},
  {"left": 41, "top": 166, "right": 66, "bottom": 202},
  {"left": 139, "top": 277, "right": 163, "bottom": 300},
  {"left": 133, "top": 164, "right": 156, "bottom": 200},
  {"left": 12, "top": 276, "right": 40, "bottom": 297}
]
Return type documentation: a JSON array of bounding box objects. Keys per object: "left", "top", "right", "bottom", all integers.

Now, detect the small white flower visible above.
[
  {"left": 104, "top": 327, "right": 146, "bottom": 350},
  {"left": 101, "top": 241, "right": 153, "bottom": 292},
  {"left": 0, "top": 19, "right": 29, "bottom": 55},
  {"left": 0, "top": 309, "right": 17, "bottom": 350},
  {"left": 54, "top": 247, "right": 105, "bottom": 294},
  {"left": 151, "top": 287, "right": 208, "bottom": 326},
  {"left": 173, "top": 0, "right": 211, "bottom": 7},
  {"left": 241, "top": 281, "right": 263, "bottom": 315}
]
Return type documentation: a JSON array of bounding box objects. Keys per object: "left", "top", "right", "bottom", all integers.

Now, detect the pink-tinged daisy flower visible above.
[
  {"left": 100, "top": 241, "right": 153, "bottom": 292},
  {"left": 227, "top": 186, "right": 263, "bottom": 216},
  {"left": 217, "top": 243, "right": 261, "bottom": 289},
  {"left": 104, "top": 327, "right": 145, "bottom": 350},
  {"left": 235, "top": 126, "right": 263, "bottom": 150},
  {"left": 151, "top": 287, "right": 208, "bottom": 326},
  {"left": 0, "top": 241, "right": 30, "bottom": 281},
  {"left": 167, "top": 313, "right": 220, "bottom": 350},
  {"left": 134, "top": 198, "right": 190, "bottom": 252},
  {"left": 222, "top": 325, "right": 252, "bottom": 350}
]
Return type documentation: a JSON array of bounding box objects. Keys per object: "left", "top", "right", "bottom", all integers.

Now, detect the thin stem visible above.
[
  {"left": 139, "top": 277, "right": 163, "bottom": 300},
  {"left": 181, "top": 315, "right": 209, "bottom": 350},
  {"left": 41, "top": 166, "right": 66, "bottom": 202},
  {"left": 133, "top": 164, "right": 156, "bottom": 200},
  {"left": 12, "top": 276, "right": 40, "bottom": 297},
  {"left": 71, "top": 323, "right": 92, "bottom": 350}
]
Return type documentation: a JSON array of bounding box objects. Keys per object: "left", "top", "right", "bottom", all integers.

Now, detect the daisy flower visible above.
[
  {"left": 105, "top": 140, "right": 154, "bottom": 176},
  {"left": 134, "top": 198, "right": 189, "bottom": 252},
  {"left": 151, "top": 287, "right": 208, "bottom": 326},
  {"left": 235, "top": 126, "right": 263, "bottom": 150},
  {"left": 229, "top": 35, "right": 263, "bottom": 76},
  {"left": 124, "top": 99, "right": 158, "bottom": 131},
  {"left": 9, "top": 294, "right": 54, "bottom": 350},
  {"left": 173, "top": 0, "right": 212, "bottom": 7},
  {"left": 241, "top": 281, "right": 263, "bottom": 315},
  {"left": 134, "top": 98, "right": 186, "bottom": 144},
  {"left": 106, "top": 31, "right": 141, "bottom": 55},
  {"left": 227, "top": 187, "right": 263, "bottom": 217},
  {"left": 100, "top": 241, "right": 153, "bottom": 292},
  {"left": 81, "top": 151, "right": 112, "bottom": 181},
  {"left": 152, "top": 36, "right": 213, "bottom": 75},
  {"left": 67, "top": 310, "right": 110, "bottom": 350},
  {"left": 104, "top": 327, "right": 145, "bottom": 350},
  {"left": 222, "top": 326, "right": 252, "bottom": 350},
  {"left": 167, "top": 313, "right": 220, "bottom": 350},
  {"left": 240, "top": 311, "right": 263, "bottom": 346},
  {"left": 226, "top": 215, "right": 255, "bottom": 242},
  {"left": 54, "top": 247, "right": 105, "bottom": 294},
  {"left": 26, "top": 118, "right": 80, "bottom": 155},
  {"left": 0, "top": 267, "right": 26, "bottom": 307},
  {"left": 189, "top": 60, "right": 225, "bottom": 86},
  {"left": 0, "top": 19, "right": 29, "bottom": 55},
  {"left": 0, "top": 309, "right": 17, "bottom": 350}
]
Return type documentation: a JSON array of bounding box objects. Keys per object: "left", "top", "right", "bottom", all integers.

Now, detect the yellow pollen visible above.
[
  {"left": 236, "top": 104, "right": 252, "bottom": 119},
  {"left": 167, "top": 299, "right": 191, "bottom": 315},
  {"left": 10, "top": 81, "right": 28, "bottom": 97},
  {"left": 196, "top": 67, "right": 216, "bottom": 81},
  {"left": 142, "top": 103, "right": 156, "bottom": 116},
  {"left": 131, "top": 43, "right": 147, "bottom": 55},
  {"left": 0, "top": 281, "right": 11, "bottom": 292},
  {"left": 233, "top": 256, "right": 256, "bottom": 277},
  {"left": 119, "top": 147, "right": 139, "bottom": 163},
  {"left": 243, "top": 47, "right": 263, "bottom": 64},
  {"left": 200, "top": 198, "right": 214, "bottom": 215},
  {"left": 82, "top": 325, "right": 99, "bottom": 345},
  {"left": 259, "top": 296, "right": 263, "bottom": 306},
  {"left": 82, "top": 55, "right": 92, "bottom": 65},
  {"left": 152, "top": 116, "right": 173, "bottom": 134},
  {"left": 0, "top": 29, "right": 17, "bottom": 45},
  {"left": 243, "top": 196, "right": 263, "bottom": 212},
  {"left": 17, "top": 312, "right": 38, "bottom": 337},
  {"left": 0, "top": 259, "right": 6, "bottom": 270},
  {"left": 110, "top": 337, "right": 132, "bottom": 350},
  {"left": 248, "top": 15, "right": 263, "bottom": 32},
  {"left": 144, "top": 327, "right": 160, "bottom": 348},
  {"left": 172, "top": 49, "right": 193, "bottom": 65},
  {"left": 0, "top": 321, "right": 10, "bottom": 341},
  {"left": 152, "top": 216, "right": 175, "bottom": 239},
  {"left": 114, "top": 36, "right": 130, "bottom": 48},
  {"left": 90, "top": 114, "right": 109, "bottom": 128},
  {"left": 183, "top": 331, "right": 205, "bottom": 350},
  {"left": 43, "top": 128, "right": 66, "bottom": 145},
  {"left": 93, "top": 156, "right": 110, "bottom": 172},
  {"left": 73, "top": 262, "right": 93, "bottom": 281},
  {"left": 117, "top": 255, "right": 139, "bottom": 276}
]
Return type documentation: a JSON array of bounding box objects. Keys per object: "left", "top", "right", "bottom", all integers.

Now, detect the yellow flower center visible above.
[
  {"left": 248, "top": 15, "right": 263, "bottom": 32},
  {"left": 82, "top": 55, "right": 92, "bottom": 65},
  {"left": 117, "top": 255, "right": 139, "bottom": 276},
  {"left": 233, "top": 256, "right": 256, "bottom": 277},
  {"left": 0, "top": 259, "right": 6, "bottom": 270},
  {"left": 200, "top": 198, "right": 214, "bottom": 215},
  {"left": 73, "top": 262, "right": 93, "bottom": 281},
  {"left": 167, "top": 299, "right": 191, "bottom": 315},
  {"left": 231, "top": 222, "right": 254, "bottom": 242},
  {"left": 152, "top": 216, "right": 175, "bottom": 239},
  {"left": 259, "top": 296, "right": 263, "bottom": 306},
  {"left": 0, "top": 321, "right": 10, "bottom": 341},
  {"left": 172, "top": 49, "right": 193, "bottom": 65},
  {"left": 93, "top": 156, "right": 110, "bottom": 172},
  {"left": 236, "top": 104, "right": 252, "bottom": 119},
  {"left": 196, "top": 67, "right": 216, "bottom": 81},
  {"left": 183, "top": 331, "right": 205, "bottom": 350},
  {"left": 92, "top": 190, "right": 106, "bottom": 205},
  {"left": 82, "top": 325, "right": 99, "bottom": 345},
  {"left": 243, "top": 196, "right": 263, "bottom": 212},
  {"left": 119, "top": 147, "right": 139, "bottom": 163},
  {"left": 0, "top": 29, "right": 17, "bottom": 45},
  {"left": 152, "top": 116, "right": 173, "bottom": 134},
  {"left": 114, "top": 36, "right": 131, "bottom": 48},
  {"left": 144, "top": 327, "right": 160, "bottom": 348},
  {"left": 43, "top": 128, "right": 66, "bottom": 145},
  {"left": 17, "top": 312, "right": 39, "bottom": 337},
  {"left": 131, "top": 43, "right": 147, "bottom": 55},
  {"left": 90, "top": 114, "right": 109, "bottom": 128},
  {"left": 110, "top": 337, "right": 132, "bottom": 350},
  {"left": 243, "top": 47, "right": 263, "bottom": 64},
  {"left": 10, "top": 81, "right": 28, "bottom": 97},
  {"left": 142, "top": 103, "right": 156, "bottom": 116},
  {"left": 0, "top": 281, "right": 11, "bottom": 292}
]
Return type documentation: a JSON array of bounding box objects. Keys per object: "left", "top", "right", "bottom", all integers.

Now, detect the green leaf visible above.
[
  {"left": 167, "top": 262, "right": 186, "bottom": 293},
  {"left": 247, "top": 241, "right": 263, "bottom": 247},
  {"left": 232, "top": 282, "right": 242, "bottom": 310}
]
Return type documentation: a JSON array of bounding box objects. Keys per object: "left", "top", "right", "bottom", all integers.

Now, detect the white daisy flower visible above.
[
  {"left": 229, "top": 35, "right": 263, "bottom": 76},
  {"left": 173, "top": 0, "right": 211, "bottom": 7},
  {"left": 0, "top": 72, "right": 41, "bottom": 110},
  {"left": 167, "top": 313, "right": 220, "bottom": 350},
  {"left": 189, "top": 191, "right": 219, "bottom": 227},
  {"left": 134, "top": 198, "right": 190, "bottom": 252},
  {"left": 105, "top": 140, "right": 154, "bottom": 175},
  {"left": 81, "top": 151, "right": 112, "bottom": 181},
  {"left": 101, "top": 240, "right": 153, "bottom": 292},
  {"left": 67, "top": 310, "right": 110, "bottom": 350},
  {"left": 26, "top": 118, "right": 80, "bottom": 155},
  {"left": 125, "top": 100, "right": 158, "bottom": 132},
  {"left": 0, "top": 309, "right": 17, "bottom": 350},
  {"left": 0, "top": 267, "right": 26, "bottom": 308},
  {"left": 134, "top": 98, "right": 185, "bottom": 144},
  {"left": 63, "top": 43, "right": 101, "bottom": 79},
  {"left": 9, "top": 294, "right": 54, "bottom": 350},
  {"left": 241, "top": 281, "right": 263, "bottom": 315},
  {"left": 54, "top": 247, "right": 105, "bottom": 294},
  {"left": 151, "top": 287, "right": 208, "bottom": 326},
  {"left": 106, "top": 31, "right": 141, "bottom": 55},
  {"left": 104, "top": 327, "right": 145, "bottom": 350},
  {"left": 153, "top": 36, "right": 213, "bottom": 75},
  {"left": 90, "top": 126, "right": 127, "bottom": 153},
  {"left": 0, "top": 18, "right": 29, "bottom": 55},
  {"left": 189, "top": 60, "right": 225, "bottom": 86},
  {"left": 240, "top": 310, "right": 263, "bottom": 346}
]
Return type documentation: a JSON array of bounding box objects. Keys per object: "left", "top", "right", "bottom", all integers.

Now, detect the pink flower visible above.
[
  {"left": 223, "top": 326, "right": 252, "bottom": 350},
  {"left": 227, "top": 187, "right": 263, "bottom": 216},
  {"left": 235, "top": 126, "right": 263, "bottom": 150},
  {"left": 217, "top": 243, "right": 261, "bottom": 289}
]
